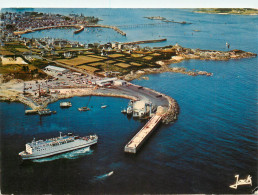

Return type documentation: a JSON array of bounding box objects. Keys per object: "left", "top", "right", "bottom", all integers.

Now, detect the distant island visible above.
[{"left": 194, "top": 8, "right": 258, "bottom": 15}]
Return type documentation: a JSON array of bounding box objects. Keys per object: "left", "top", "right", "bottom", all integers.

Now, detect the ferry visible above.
[
  {"left": 19, "top": 132, "right": 98, "bottom": 160},
  {"left": 60, "top": 102, "right": 72, "bottom": 108}
]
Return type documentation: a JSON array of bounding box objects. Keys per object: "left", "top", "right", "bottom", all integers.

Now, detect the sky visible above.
[{"left": 1, "top": 0, "right": 258, "bottom": 9}]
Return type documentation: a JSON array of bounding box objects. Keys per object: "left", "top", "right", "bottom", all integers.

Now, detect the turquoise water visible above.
[{"left": 1, "top": 8, "right": 257, "bottom": 194}]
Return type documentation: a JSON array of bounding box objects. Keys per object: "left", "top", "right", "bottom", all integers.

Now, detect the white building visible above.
[
  {"left": 45, "top": 65, "right": 69, "bottom": 73},
  {"left": 114, "top": 80, "right": 127, "bottom": 86},
  {"left": 133, "top": 100, "right": 153, "bottom": 118},
  {"left": 95, "top": 78, "right": 117, "bottom": 87}
]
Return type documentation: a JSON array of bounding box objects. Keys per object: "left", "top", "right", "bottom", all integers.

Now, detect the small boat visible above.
[
  {"left": 107, "top": 171, "right": 114, "bottom": 176},
  {"left": 60, "top": 102, "right": 72, "bottom": 108},
  {"left": 38, "top": 109, "right": 52, "bottom": 116},
  {"left": 25, "top": 110, "right": 38, "bottom": 115},
  {"left": 126, "top": 106, "right": 133, "bottom": 115},
  {"left": 121, "top": 109, "right": 127, "bottom": 114},
  {"left": 78, "top": 107, "right": 91, "bottom": 111},
  {"left": 101, "top": 105, "right": 107, "bottom": 109},
  {"left": 52, "top": 111, "right": 57, "bottom": 114}
]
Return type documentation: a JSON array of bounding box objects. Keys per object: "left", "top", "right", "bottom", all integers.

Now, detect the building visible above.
[
  {"left": 114, "top": 79, "right": 127, "bottom": 86},
  {"left": 95, "top": 78, "right": 117, "bottom": 87},
  {"left": 132, "top": 100, "right": 153, "bottom": 118},
  {"left": 45, "top": 65, "right": 69, "bottom": 73}
]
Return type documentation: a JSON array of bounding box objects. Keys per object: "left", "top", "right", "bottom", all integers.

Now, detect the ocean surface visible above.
[{"left": 0, "top": 8, "right": 257, "bottom": 194}]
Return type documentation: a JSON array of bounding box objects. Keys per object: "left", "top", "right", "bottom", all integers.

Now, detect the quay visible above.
[
  {"left": 85, "top": 24, "right": 126, "bottom": 36},
  {"left": 14, "top": 25, "right": 84, "bottom": 35},
  {"left": 124, "top": 111, "right": 163, "bottom": 153},
  {"left": 14, "top": 24, "right": 126, "bottom": 36},
  {"left": 123, "top": 38, "right": 167, "bottom": 45}
]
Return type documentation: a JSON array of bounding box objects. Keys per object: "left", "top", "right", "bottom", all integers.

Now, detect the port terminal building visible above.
[
  {"left": 44, "top": 65, "right": 69, "bottom": 74},
  {"left": 95, "top": 78, "right": 127, "bottom": 87}
]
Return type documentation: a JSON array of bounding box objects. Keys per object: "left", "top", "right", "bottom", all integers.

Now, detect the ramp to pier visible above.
[{"left": 124, "top": 114, "right": 162, "bottom": 153}]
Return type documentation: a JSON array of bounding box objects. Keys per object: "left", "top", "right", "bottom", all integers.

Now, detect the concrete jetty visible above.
[
  {"left": 85, "top": 24, "right": 126, "bottom": 36},
  {"left": 14, "top": 25, "right": 85, "bottom": 35},
  {"left": 124, "top": 112, "right": 163, "bottom": 153}
]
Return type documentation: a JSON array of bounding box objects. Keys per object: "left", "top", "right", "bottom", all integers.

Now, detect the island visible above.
[{"left": 194, "top": 8, "right": 258, "bottom": 15}]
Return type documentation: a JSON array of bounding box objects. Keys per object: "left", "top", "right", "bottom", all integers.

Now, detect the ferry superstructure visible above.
[
  {"left": 60, "top": 102, "right": 72, "bottom": 108},
  {"left": 19, "top": 133, "right": 98, "bottom": 160}
]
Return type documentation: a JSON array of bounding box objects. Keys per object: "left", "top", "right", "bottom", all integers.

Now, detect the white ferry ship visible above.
[
  {"left": 19, "top": 132, "right": 98, "bottom": 160},
  {"left": 60, "top": 102, "right": 72, "bottom": 108}
]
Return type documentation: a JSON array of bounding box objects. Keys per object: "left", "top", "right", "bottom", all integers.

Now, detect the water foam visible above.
[
  {"left": 33, "top": 147, "right": 93, "bottom": 162},
  {"left": 91, "top": 171, "right": 114, "bottom": 183}
]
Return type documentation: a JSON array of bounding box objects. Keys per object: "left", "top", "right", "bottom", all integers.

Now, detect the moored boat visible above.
[
  {"left": 60, "top": 102, "right": 72, "bottom": 108},
  {"left": 78, "top": 107, "right": 91, "bottom": 111},
  {"left": 38, "top": 109, "right": 52, "bottom": 116}
]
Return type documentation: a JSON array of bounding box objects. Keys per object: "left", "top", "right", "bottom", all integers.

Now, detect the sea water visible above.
[{"left": 0, "top": 8, "right": 257, "bottom": 194}]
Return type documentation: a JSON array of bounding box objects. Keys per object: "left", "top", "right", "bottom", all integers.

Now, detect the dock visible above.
[
  {"left": 124, "top": 113, "right": 163, "bottom": 153},
  {"left": 85, "top": 24, "right": 126, "bottom": 36}
]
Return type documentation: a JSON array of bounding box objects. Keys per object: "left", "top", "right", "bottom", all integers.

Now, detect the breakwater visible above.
[
  {"left": 14, "top": 25, "right": 85, "bottom": 35},
  {"left": 85, "top": 24, "right": 126, "bottom": 36}
]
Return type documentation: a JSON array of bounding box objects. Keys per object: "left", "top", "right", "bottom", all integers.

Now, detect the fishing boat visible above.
[
  {"left": 78, "top": 107, "right": 91, "bottom": 111},
  {"left": 121, "top": 108, "right": 127, "bottom": 114},
  {"left": 19, "top": 132, "right": 98, "bottom": 160},
  {"left": 38, "top": 109, "right": 52, "bottom": 116},
  {"left": 78, "top": 96, "right": 92, "bottom": 111}
]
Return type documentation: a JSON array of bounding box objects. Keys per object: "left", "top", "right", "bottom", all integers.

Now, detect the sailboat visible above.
[{"left": 78, "top": 96, "right": 91, "bottom": 111}]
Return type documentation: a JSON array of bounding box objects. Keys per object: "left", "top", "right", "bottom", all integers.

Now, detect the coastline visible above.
[
  {"left": 0, "top": 79, "right": 179, "bottom": 123},
  {"left": 14, "top": 25, "right": 85, "bottom": 35}
]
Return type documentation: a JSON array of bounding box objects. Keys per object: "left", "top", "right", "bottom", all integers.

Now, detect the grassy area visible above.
[
  {"left": 0, "top": 49, "right": 15, "bottom": 55},
  {"left": 15, "top": 48, "right": 31, "bottom": 53},
  {"left": 143, "top": 56, "right": 153, "bottom": 60},
  {"left": 88, "top": 62, "right": 106, "bottom": 67},
  {"left": 0, "top": 63, "right": 48, "bottom": 81},
  {"left": 131, "top": 54, "right": 144, "bottom": 58},
  {"left": 1, "top": 56, "right": 28, "bottom": 65},
  {"left": 57, "top": 55, "right": 102, "bottom": 66},
  {"left": 195, "top": 8, "right": 258, "bottom": 15},
  {"left": 115, "top": 63, "right": 131, "bottom": 68},
  {"left": 78, "top": 65, "right": 100, "bottom": 72},
  {"left": 108, "top": 54, "right": 125, "bottom": 58},
  {"left": 130, "top": 62, "right": 142, "bottom": 66}
]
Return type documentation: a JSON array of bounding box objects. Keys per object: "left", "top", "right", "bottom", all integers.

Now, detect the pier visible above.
[
  {"left": 85, "top": 24, "right": 126, "bottom": 36},
  {"left": 14, "top": 25, "right": 85, "bottom": 35},
  {"left": 124, "top": 109, "right": 164, "bottom": 153}
]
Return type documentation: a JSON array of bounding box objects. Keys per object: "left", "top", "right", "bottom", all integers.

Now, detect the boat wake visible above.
[
  {"left": 33, "top": 147, "right": 93, "bottom": 162},
  {"left": 91, "top": 171, "right": 114, "bottom": 182}
]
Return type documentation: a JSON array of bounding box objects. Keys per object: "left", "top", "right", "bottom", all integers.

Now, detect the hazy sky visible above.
[{"left": 1, "top": 0, "right": 258, "bottom": 9}]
